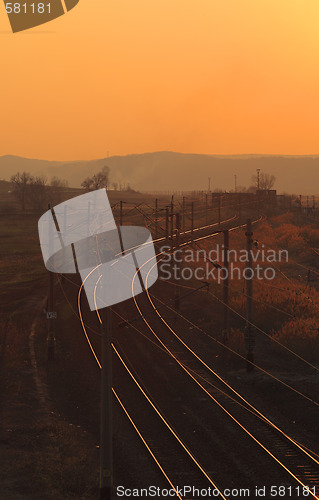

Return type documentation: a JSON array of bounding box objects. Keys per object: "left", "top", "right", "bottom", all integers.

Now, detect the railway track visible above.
[
  {"left": 74, "top": 210, "right": 318, "bottom": 499},
  {"left": 74, "top": 215, "right": 259, "bottom": 497},
  {"left": 78, "top": 279, "right": 228, "bottom": 499},
  {"left": 124, "top": 282, "right": 319, "bottom": 498}
]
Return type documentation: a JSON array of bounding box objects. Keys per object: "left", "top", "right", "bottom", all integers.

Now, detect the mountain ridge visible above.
[{"left": 0, "top": 152, "right": 318, "bottom": 194}]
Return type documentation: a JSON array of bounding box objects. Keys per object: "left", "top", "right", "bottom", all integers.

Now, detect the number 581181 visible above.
[{"left": 5, "top": 3, "right": 51, "bottom": 14}]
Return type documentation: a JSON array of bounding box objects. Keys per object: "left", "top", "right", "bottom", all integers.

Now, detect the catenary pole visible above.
[
  {"left": 174, "top": 213, "right": 181, "bottom": 314},
  {"left": 119, "top": 201, "right": 123, "bottom": 227},
  {"left": 155, "top": 198, "right": 158, "bottom": 238},
  {"left": 47, "top": 203, "right": 56, "bottom": 361},
  {"left": 99, "top": 307, "right": 113, "bottom": 500},
  {"left": 191, "top": 202, "right": 194, "bottom": 241},
  {"left": 222, "top": 230, "right": 229, "bottom": 345},
  {"left": 245, "top": 219, "right": 254, "bottom": 372}
]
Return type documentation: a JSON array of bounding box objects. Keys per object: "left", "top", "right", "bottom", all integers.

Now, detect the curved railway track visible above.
[
  {"left": 78, "top": 273, "right": 228, "bottom": 499},
  {"left": 71, "top": 211, "right": 319, "bottom": 499},
  {"left": 131, "top": 280, "right": 319, "bottom": 498}
]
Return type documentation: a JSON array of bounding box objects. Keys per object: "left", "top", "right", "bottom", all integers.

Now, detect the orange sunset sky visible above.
[{"left": 0, "top": 0, "right": 319, "bottom": 161}]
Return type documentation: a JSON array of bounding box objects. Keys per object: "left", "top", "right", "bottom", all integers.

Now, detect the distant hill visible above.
[{"left": 0, "top": 152, "right": 318, "bottom": 194}]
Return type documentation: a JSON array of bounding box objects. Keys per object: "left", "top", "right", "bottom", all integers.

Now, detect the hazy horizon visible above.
[
  {"left": 1, "top": 151, "right": 318, "bottom": 195},
  {"left": 2, "top": 151, "right": 319, "bottom": 163}
]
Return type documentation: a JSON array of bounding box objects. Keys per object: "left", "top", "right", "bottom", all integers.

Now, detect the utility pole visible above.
[
  {"left": 191, "top": 202, "right": 194, "bottom": 241},
  {"left": 205, "top": 194, "right": 208, "bottom": 225},
  {"left": 170, "top": 198, "right": 174, "bottom": 240},
  {"left": 47, "top": 203, "right": 56, "bottom": 361},
  {"left": 238, "top": 193, "right": 242, "bottom": 223},
  {"left": 222, "top": 230, "right": 229, "bottom": 345},
  {"left": 208, "top": 177, "right": 211, "bottom": 192},
  {"left": 174, "top": 213, "right": 181, "bottom": 314},
  {"left": 165, "top": 207, "right": 169, "bottom": 240},
  {"left": 100, "top": 308, "right": 113, "bottom": 500},
  {"left": 47, "top": 271, "right": 55, "bottom": 361},
  {"left": 218, "top": 194, "right": 221, "bottom": 228},
  {"left": 155, "top": 199, "right": 158, "bottom": 239},
  {"left": 119, "top": 201, "right": 123, "bottom": 227},
  {"left": 182, "top": 196, "right": 186, "bottom": 232},
  {"left": 170, "top": 195, "right": 174, "bottom": 239},
  {"left": 245, "top": 219, "right": 254, "bottom": 372},
  {"left": 256, "top": 168, "right": 260, "bottom": 191},
  {"left": 256, "top": 169, "right": 261, "bottom": 215}
]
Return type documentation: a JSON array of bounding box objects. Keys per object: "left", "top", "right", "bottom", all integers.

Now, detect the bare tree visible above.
[
  {"left": 81, "top": 166, "right": 110, "bottom": 192},
  {"left": 251, "top": 172, "right": 276, "bottom": 191},
  {"left": 10, "top": 171, "right": 33, "bottom": 211},
  {"left": 10, "top": 172, "right": 69, "bottom": 211},
  {"left": 29, "top": 176, "right": 48, "bottom": 210},
  {"left": 50, "top": 176, "right": 69, "bottom": 188},
  {"left": 49, "top": 176, "right": 69, "bottom": 205}
]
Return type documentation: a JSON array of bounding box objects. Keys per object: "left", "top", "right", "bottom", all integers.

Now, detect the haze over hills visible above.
[{"left": 0, "top": 152, "right": 318, "bottom": 194}]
